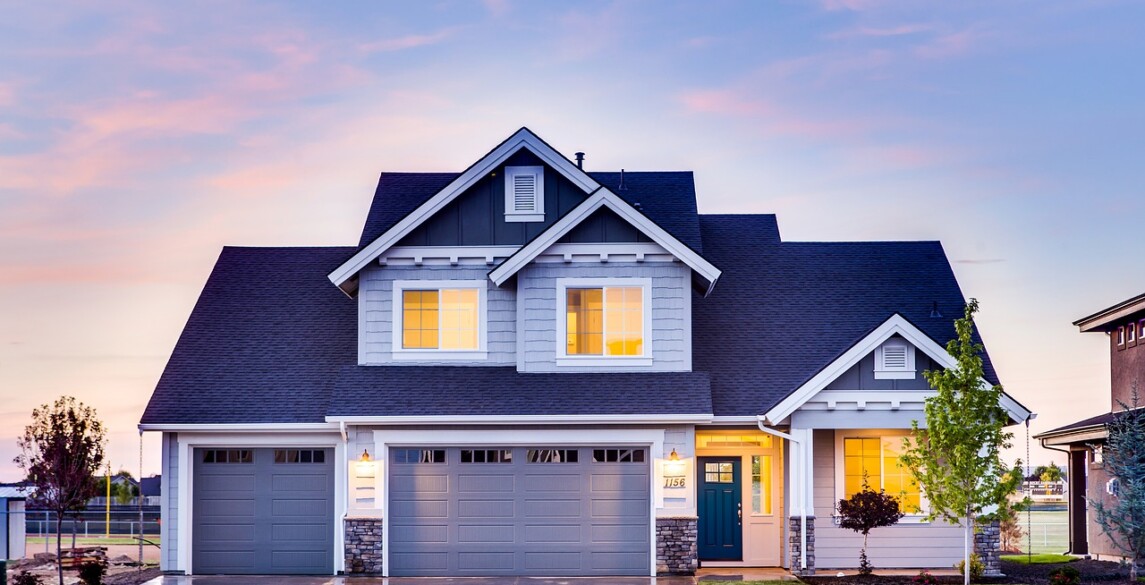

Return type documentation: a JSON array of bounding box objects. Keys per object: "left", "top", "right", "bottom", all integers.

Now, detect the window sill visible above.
[
  {"left": 556, "top": 356, "right": 653, "bottom": 367},
  {"left": 874, "top": 370, "right": 916, "bottom": 380},
  {"left": 505, "top": 213, "right": 544, "bottom": 223},
  {"left": 391, "top": 350, "right": 488, "bottom": 361}
]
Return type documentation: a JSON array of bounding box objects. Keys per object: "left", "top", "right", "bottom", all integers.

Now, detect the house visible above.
[
  {"left": 138, "top": 127, "right": 1033, "bottom": 577},
  {"left": 1036, "top": 293, "right": 1145, "bottom": 559},
  {"left": 0, "top": 486, "right": 27, "bottom": 560}
]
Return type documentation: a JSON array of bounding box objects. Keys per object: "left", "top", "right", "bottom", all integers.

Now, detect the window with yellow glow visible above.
[
  {"left": 402, "top": 288, "right": 479, "bottom": 350},
  {"left": 566, "top": 286, "right": 643, "bottom": 356},
  {"left": 843, "top": 436, "right": 922, "bottom": 513},
  {"left": 752, "top": 455, "right": 772, "bottom": 515}
]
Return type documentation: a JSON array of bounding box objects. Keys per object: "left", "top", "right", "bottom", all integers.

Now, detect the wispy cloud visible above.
[
  {"left": 827, "top": 23, "right": 934, "bottom": 40},
  {"left": 358, "top": 28, "right": 458, "bottom": 53},
  {"left": 914, "top": 26, "right": 993, "bottom": 59}
]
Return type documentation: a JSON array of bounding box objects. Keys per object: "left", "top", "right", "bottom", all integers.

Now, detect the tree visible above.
[
  {"left": 900, "top": 299, "right": 1023, "bottom": 585},
  {"left": 1090, "top": 386, "right": 1145, "bottom": 579},
  {"left": 837, "top": 477, "right": 905, "bottom": 575},
  {"left": 1039, "top": 464, "right": 1063, "bottom": 483},
  {"left": 14, "top": 396, "right": 106, "bottom": 585}
]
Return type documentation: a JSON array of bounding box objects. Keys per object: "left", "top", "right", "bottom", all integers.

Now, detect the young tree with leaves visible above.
[
  {"left": 1090, "top": 387, "right": 1145, "bottom": 579},
  {"left": 837, "top": 477, "right": 905, "bottom": 575},
  {"left": 14, "top": 396, "right": 106, "bottom": 585},
  {"left": 900, "top": 299, "right": 1024, "bottom": 585}
]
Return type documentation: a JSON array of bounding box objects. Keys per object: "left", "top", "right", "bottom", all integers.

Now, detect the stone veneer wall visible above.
[
  {"left": 974, "top": 520, "right": 1003, "bottom": 577},
  {"left": 345, "top": 518, "right": 384, "bottom": 574},
  {"left": 788, "top": 516, "right": 816, "bottom": 576},
  {"left": 656, "top": 516, "right": 698, "bottom": 575}
]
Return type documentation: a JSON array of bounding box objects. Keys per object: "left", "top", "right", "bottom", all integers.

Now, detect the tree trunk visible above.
[
  {"left": 963, "top": 515, "right": 971, "bottom": 585},
  {"left": 56, "top": 511, "right": 64, "bottom": 585}
]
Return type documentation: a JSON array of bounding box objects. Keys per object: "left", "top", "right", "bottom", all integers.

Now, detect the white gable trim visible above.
[
  {"left": 762, "top": 313, "right": 1032, "bottom": 425},
  {"left": 328, "top": 128, "right": 600, "bottom": 293},
  {"left": 488, "top": 188, "right": 722, "bottom": 295}
]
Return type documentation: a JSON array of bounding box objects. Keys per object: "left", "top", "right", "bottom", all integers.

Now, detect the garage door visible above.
[
  {"left": 192, "top": 447, "right": 334, "bottom": 574},
  {"left": 388, "top": 446, "right": 650, "bottom": 576}
]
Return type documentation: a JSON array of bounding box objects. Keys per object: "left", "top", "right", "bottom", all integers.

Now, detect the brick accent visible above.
[
  {"left": 974, "top": 519, "right": 1003, "bottom": 577},
  {"left": 345, "top": 518, "right": 384, "bottom": 574},
  {"left": 656, "top": 516, "right": 698, "bottom": 575},
  {"left": 788, "top": 516, "right": 816, "bottom": 576}
]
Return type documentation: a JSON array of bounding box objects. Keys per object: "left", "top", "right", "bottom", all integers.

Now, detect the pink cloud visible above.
[
  {"left": 821, "top": 0, "right": 883, "bottom": 12},
  {"left": 827, "top": 23, "right": 934, "bottom": 39},
  {"left": 679, "top": 89, "right": 871, "bottom": 140},
  {"left": 358, "top": 28, "right": 457, "bottom": 53},
  {"left": 915, "top": 26, "right": 991, "bottom": 59}
]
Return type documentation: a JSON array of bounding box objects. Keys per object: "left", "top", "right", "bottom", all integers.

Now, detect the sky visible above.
[{"left": 1, "top": 1, "right": 1143, "bottom": 481}]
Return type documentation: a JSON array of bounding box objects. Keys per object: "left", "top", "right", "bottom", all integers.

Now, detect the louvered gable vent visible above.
[
  {"left": 874, "top": 337, "right": 915, "bottom": 379},
  {"left": 504, "top": 165, "right": 544, "bottom": 222},
  {"left": 881, "top": 344, "right": 908, "bottom": 369}
]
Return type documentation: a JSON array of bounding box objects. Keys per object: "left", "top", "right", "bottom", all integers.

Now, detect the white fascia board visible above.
[
  {"left": 762, "top": 313, "right": 1033, "bottom": 425},
  {"left": 138, "top": 422, "right": 340, "bottom": 433},
  {"left": 489, "top": 188, "right": 722, "bottom": 291},
  {"left": 328, "top": 128, "right": 600, "bottom": 292},
  {"left": 326, "top": 413, "right": 713, "bottom": 425}
]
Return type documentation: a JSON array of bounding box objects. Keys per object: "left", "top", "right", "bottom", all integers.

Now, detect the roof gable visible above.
[
  {"left": 488, "top": 188, "right": 722, "bottom": 295},
  {"left": 330, "top": 127, "right": 600, "bottom": 295}
]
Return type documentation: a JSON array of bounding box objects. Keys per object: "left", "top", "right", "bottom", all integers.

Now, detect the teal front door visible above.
[{"left": 698, "top": 457, "right": 742, "bottom": 561}]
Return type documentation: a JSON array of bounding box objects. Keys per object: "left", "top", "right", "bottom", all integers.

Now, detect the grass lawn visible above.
[
  {"left": 1001, "top": 553, "right": 1076, "bottom": 564},
  {"left": 28, "top": 536, "right": 159, "bottom": 546}
]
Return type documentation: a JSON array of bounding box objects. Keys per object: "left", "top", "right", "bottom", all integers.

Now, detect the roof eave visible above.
[{"left": 1074, "top": 292, "right": 1145, "bottom": 332}]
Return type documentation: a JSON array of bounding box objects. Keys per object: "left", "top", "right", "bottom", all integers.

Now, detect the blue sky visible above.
[{"left": 1, "top": 1, "right": 1143, "bottom": 479}]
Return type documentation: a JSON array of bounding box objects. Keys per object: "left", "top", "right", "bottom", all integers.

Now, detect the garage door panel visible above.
[
  {"left": 389, "top": 446, "right": 649, "bottom": 576},
  {"left": 193, "top": 447, "right": 333, "bottom": 575},
  {"left": 391, "top": 474, "right": 449, "bottom": 493}
]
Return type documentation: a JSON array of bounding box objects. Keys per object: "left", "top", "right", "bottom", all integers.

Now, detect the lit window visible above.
[
  {"left": 842, "top": 437, "right": 923, "bottom": 513},
  {"left": 566, "top": 287, "right": 643, "bottom": 356},
  {"left": 752, "top": 455, "right": 772, "bottom": 515},
  {"left": 395, "top": 283, "right": 483, "bottom": 352}
]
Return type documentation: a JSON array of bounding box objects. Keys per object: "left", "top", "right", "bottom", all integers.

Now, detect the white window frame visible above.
[
  {"left": 834, "top": 430, "right": 930, "bottom": 523},
  {"left": 1130, "top": 323, "right": 1137, "bottom": 343},
  {"left": 555, "top": 277, "right": 653, "bottom": 367},
  {"left": 1117, "top": 326, "right": 1126, "bottom": 346},
  {"left": 391, "top": 280, "right": 488, "bottom": 360},
  {"left": 873, "top": 337, "right": 916, "bottom": 380},
  {"left": 504, "top": 165, "right": 545, "bottom": 222}
]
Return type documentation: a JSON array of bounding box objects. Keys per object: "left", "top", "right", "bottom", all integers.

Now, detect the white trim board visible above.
[
  {"left": 488, "top": 188, "right": 721, "bottom": 295},
  {"left": 762, "top": 313, "right": 1032, "bottom": 425},
  {"left": 326, "top": 413, "right": 713, "bottom": 425},
  {"left": 329, "top": 128, "right": 600, "bottom": 295}
]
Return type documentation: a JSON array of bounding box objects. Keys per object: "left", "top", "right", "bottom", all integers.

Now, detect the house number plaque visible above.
[{"left": 663, "top": 476, "right": 687, "bottom": 489}]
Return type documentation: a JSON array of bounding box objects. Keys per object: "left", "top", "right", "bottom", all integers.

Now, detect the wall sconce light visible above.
[
  {"left": 668, "top": 448, "right": 680, "bottom": 462},
  {"left": 665, "top": 448, "right": 685, "bottom": 476},
  {"left": 355, "top": 448, "right": 375, "bottom": 478}
]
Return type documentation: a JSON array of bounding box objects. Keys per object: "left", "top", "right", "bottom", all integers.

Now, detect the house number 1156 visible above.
[{"left": 663, "top": 476, "right": 686, "bottom": 488}]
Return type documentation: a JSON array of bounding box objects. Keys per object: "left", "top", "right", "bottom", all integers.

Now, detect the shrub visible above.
[
  {"left": 955, "top": 553, "right": 984, "bottom": 581},
  {"left": 12, "top": 571, "right": 44, "bottom": 585},
  {"left": 78, "top": 560, "right": 106, "bottom": 585},
  {"left": 914, "top": 570, "right": 940, "bottom": 585},
  {"left": 1048, "top": 565, "right": 1080, "bottom": 585}
]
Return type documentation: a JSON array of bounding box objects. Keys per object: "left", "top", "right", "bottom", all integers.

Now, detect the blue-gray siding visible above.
[
  {"left": 824, "top": 337, "right": 941, "bottom": 391},
  {"left": 517, "top": 262, "right": 692, "bottom": 372},
  {"left": 359, "top": 265, "right": 517, "bottom": 366},
  {"left": 162, "top": 432, "right": 178, "bottom": 571}
]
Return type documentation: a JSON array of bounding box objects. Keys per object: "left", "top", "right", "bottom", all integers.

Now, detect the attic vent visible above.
[
  {"left": 874, "top": 337, "right": 916, "bottom": 380},
  {"left": 504, "top": 166, "right": 544, "bottom": 222}
]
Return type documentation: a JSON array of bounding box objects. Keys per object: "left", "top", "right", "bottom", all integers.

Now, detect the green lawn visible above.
[{"left": 1001, "top": 553, "right": 1076, "bottom": 564}]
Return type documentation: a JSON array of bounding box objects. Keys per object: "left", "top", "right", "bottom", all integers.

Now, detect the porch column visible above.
[{"left": 787, "top": 427, "right": 815, "bottom": 576}]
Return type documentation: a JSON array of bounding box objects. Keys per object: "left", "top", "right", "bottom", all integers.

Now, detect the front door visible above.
[{"left": 698, "top": 457, "right": 742, "bottom": 560}]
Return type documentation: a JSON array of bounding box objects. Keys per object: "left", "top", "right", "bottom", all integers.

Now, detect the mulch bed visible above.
[{"left": 802, "top": 559, "right": 1131, "bottom": 585}]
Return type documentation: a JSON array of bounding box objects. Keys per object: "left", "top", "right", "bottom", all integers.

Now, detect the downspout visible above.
[{"left": 757, "top": 419, "right": 806, "bottom": 572}]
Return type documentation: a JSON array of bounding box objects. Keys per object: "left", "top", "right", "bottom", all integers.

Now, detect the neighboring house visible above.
[
  {"left": 0, "top": 486, "right": 28, "bottom": 560},
  {"left": 139, "top": 127, "right": 1033, "bottom": 577},
  {"left": 1036, "top": 293, "right": 1145, "bottom": 559},
  {"left": 140, "top": 475, "right": 161, "bottom": 507}
]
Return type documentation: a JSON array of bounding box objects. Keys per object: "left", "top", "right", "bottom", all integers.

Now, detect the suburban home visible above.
[
  {"left": 139, "top": 127, "right": 1033, "bottom": 577},
  {"left": 1036, "top": 292, "right": 1145, "bottom": 559}
]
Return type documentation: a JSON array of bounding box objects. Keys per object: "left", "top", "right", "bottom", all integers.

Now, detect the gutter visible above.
[{"left": 756, "top": 419, "right": 807, "bottom": 572}]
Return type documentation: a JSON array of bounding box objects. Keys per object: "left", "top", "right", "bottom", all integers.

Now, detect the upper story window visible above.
[
  {"left": 555, "top": 278, "right": 652, "bottom": 366},
  {"left": 504, "top": 166, "right": 545, "bottom": 222},
  {"left": 1130, "top": 322, "right": 1138, "bottom": 345},
  {"left": 392, "top": 280, "right": 487, "bottom": 360},
  {"left": 1117, "top": 326, "right": 1126, "bottom": 348},
  {"left": 873, "top": 337, "right": 916, "bottom": 379}
]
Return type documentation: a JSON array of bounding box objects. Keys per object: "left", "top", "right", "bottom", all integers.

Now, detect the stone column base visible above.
[
  {"left": 345, "top": 518, "right": 384, "bottom": 574},
  {"left": 975, "top": 519, "right": 1003, "bottom": 577},
  {"left": 656, "top": 516, "right": 698, "bottom": 575},
  {"left": 788, "top": 516, "right": 816, "bottom": 576}
]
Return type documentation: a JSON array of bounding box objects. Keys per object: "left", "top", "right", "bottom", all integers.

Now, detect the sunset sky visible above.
[{"left": 2, "top": 1, "right": 1143, "bottom": 481}]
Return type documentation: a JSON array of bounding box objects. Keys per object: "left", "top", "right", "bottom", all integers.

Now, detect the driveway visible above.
[{"left": 143, "top": 568, "right": 794, "bottom": 584}]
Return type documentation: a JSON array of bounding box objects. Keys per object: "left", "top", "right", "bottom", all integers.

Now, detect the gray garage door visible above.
[
  {"left": 388, "top": 446, "right": 650, "bottom": 576},
  {"left": 192, "top": 447, "right": 334, "bottom": 574}
]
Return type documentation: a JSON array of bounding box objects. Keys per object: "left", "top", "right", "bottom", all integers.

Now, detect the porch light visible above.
[
  {"left": 355, "top": 449, "right": 375, "bottom": 478},
  {"left": 668, "top": 448, "right": 680, "bottom": 462},
  {"left": 664, "top": 448, "right": 685, "bottom": 476}
]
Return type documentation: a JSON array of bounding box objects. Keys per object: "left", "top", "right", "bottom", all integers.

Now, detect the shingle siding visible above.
[
  {"left": 161, "top": 432, "right": 178, "bottom": 571},
  {"left": 358, "top": 264, "right": 516, "bottom": 366},
  {"left": 518, "top": 262, "right": 691, "bottom": 372}
]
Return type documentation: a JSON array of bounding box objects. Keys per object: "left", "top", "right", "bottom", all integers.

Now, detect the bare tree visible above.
[{"left": 14, "top": 396, "right": 106, "bottom": 585}]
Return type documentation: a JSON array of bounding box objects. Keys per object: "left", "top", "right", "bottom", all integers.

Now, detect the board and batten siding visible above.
[
  {"left": 823, "top": 339, "right": 942, "bottom": 392},
  {"left": 811, "top": 429, "right": 965, "bottom": 569},
  {"left": 516, "top": 262, "right": 692, "bottom": 372},
  {"left": 359, "top": 265, "right": 516, "bottom": 366},
  {"left": 161, "top": 432, "right": 178, "bottom": 571}
]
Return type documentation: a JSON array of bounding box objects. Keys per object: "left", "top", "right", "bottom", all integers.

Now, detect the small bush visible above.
[
  {"left": 913, "top": 569, "right": 940, "bottom": 585},
  {"left": 78, "top": 560, "right": 106, "bottom": 585},
  {"left": 1048, "top": 565, "right": 1081, "bottom": 585},
  {"left": 955, "top": 553, "right": 984, "bottom": 581},
  {"left": 12, "top": 571, "right": 44, "bottom": 585}
]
